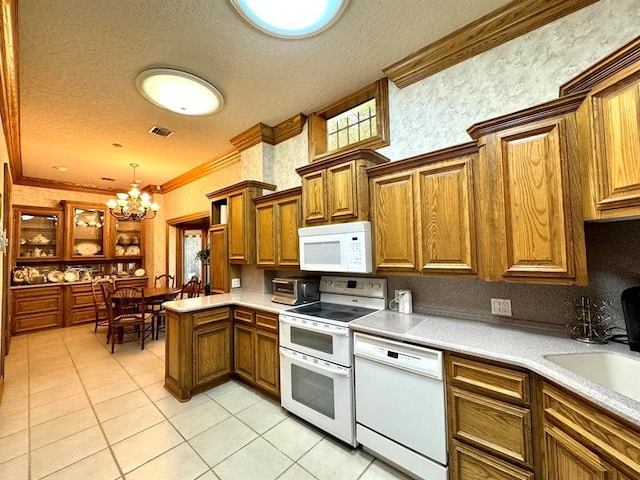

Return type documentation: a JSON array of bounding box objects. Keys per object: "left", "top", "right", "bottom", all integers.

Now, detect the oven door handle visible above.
[
  {"left": 280, "top": 317, "right": 349, "bottom": 336},
  {"left": 280, "top": 349, "right": 350, "bottom": 377}
]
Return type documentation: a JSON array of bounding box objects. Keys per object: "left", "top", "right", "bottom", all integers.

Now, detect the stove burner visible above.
[{"left": 287, "top": 302, "right": 378, "bottom": 323}]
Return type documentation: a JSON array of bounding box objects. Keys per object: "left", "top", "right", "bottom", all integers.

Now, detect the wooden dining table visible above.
[{"left": 110, "top": 286, "right": 181, "bottom": 343}]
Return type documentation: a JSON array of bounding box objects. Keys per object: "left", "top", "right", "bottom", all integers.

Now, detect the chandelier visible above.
[{"left": 106, "top": 163, "right": 159, "bottom": 221}]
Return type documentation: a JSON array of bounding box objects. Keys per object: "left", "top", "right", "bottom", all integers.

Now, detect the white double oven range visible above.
[{"left": 278, "top": 275, "right": 386, "bottom": 446}]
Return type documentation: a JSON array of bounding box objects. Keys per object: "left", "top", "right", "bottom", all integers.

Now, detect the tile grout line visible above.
[{"left": 59, "top": 327, "right": 126, "bottom": 480}]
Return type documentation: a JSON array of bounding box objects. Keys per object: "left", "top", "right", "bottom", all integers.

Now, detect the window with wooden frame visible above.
[{"left": 308, "top": 78, "right": 389, "bottom": 162}]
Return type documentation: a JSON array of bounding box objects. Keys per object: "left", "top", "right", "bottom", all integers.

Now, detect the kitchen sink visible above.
[{"left": 544, "top": 352, "right": 640, "bottom": 402}]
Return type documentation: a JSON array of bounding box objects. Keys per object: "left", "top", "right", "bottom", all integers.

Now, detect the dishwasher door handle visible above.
[{"left": 280, "top": 348, "right": 350, "bottom": 377}]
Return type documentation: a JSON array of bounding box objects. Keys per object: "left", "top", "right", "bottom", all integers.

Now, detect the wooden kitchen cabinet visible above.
[
  {"left": 206, "top": 181, "right": 276, "bottom": 265},
  {"left": 60, "top": 201, "right": 112, "bottom": 259},
  {"left": 576, "top": 61, "right": 640, "bottom": 221},
  {"left": 367, "top": 143, "right": 478, "bottom": 275},
  {"left": 10, "top": 285, "right": 63, "bottom": 333},
  {"left": 232, "top": 306, "right": 280, "bottom": 398},
  {"left": 165, "top": 307, "right": 232, "bottom": 401},
  {"left": 13, "top": 205, "right": 63, "bottom": 260},
  {"left": 468, "top": 94, "right": 588, "bottom": 286},
  {"left": 446, "top": 353, "right": 536, "bottom": 479},
  {"left": 297, "top": 149, "right": 388, "bottom": 226},
  {"left": 254, "top": 187, "right": 302, "bottom": 269},
  {"left": 540, "top": 380, "right": 640, "bottom": 479},
  {"left": 209, "top": 225, "right": 229, "bottom": 294}
]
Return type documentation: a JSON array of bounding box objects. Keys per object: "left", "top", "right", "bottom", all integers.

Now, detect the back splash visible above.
[{"left": 387, "top": 219, "right": 640, "bottom": 331}]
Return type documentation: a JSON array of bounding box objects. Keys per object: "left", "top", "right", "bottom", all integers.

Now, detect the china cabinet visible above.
[
  {"left": 60, "top": 201, "right": 111, "bottom": 259},
  {"left": 10, "top": 200, "right": 147, "bottom": 334},
  {"left": 13, "top": 205, "right": 63, "bottom": 261}
]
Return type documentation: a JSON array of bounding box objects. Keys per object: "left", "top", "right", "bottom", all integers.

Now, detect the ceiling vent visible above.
[
  {"left": 148, "top": 125, "right": 174, "bottom": 137},
  {"left": 100, "top": 177, "right": 116, "bottom": 182}
]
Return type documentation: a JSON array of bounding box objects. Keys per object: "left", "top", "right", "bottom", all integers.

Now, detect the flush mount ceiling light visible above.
[
  {"left": 230, "top": 0, "right": 349, "bottom": 38},
  {"left": 135, "top": 69, "right": 224, "bottom": 116}
]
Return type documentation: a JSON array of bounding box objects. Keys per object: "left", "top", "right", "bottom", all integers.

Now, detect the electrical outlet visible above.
[
  {"left": 231, "top": 278, "right": 241, "bottom": 288},
  {"left": 491, "top": 298, "right": 512, "bottom": 316}
]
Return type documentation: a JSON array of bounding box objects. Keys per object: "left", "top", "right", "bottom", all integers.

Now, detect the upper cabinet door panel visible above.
[
  {"left": 498, "top": 121, "right": 573, "bottom": 278},
  {"left": 302, "top": 171, "right": 326, "bottom": 224},
  {"left": 328, "top": 161, "right": 358, "bottom": 221},
  {"left": 228, "top": 191, "right": 246, "bottom": 262},
  {"left": 255, "top": 203, "right": 276, "bottom": 267},
  {"left": 417, "top": 156, "right": 476, "bottom": 274},
  {"left": 371, "top": 172, "right": 417, "bottom": 271},
  {"left": 277, "top": 197, "right": 301, "bottom": 267},
  {"left": 593, "top": 78, "right": 640, "bottom": 211}
]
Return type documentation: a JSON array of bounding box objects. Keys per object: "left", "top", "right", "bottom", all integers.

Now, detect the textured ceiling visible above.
[{"left": 18, "top": 0, "right": 511, "bottom": 190}]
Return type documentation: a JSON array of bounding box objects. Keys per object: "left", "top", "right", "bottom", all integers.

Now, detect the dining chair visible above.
[
  {"left": 92, "top": 278, "right": 115, "bottom": 342},
  {"left": 180, "top": 276, "right": 201, "bottom": 299},
  {"left": 105, "top": 286, "right": 154, "bottom": 353},
  {"left": 150, "top": 273, "right": 176, "bottom": 340}
]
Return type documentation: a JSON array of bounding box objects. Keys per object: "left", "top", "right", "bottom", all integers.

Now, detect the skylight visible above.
[{"left": 230, "top": 0, "right": 349, "bottom": 38}]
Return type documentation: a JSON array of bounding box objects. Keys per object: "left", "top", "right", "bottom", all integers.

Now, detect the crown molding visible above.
[
  {"left": 296, "top": 148, "right": 389, "bottom": 176},
  {"left": 559, "top": 35, "right": 640, "bottom": 96},
  {"left": 160, "top": 149, "right": 241, "bottom": 193},
  {"left": 0, "top": 0, "right": 21, "bottom": 180},
  {"left": 383, "top": 0, "right": 599, "bottom": 89},
  {"left": 16, "top": 176, "right": 120, "bottom": 195},
  {"left": 253, "top": 186, "right": 302, "bottom": 205},
  {"left": 205, "top": 180, "right": 276, "bottom": 200},
  {"left": 467, "top": 92, "right": 587, "bottom": 139},
  {"left": 230, "top": 113, "right": 307, "bottom": 153}
]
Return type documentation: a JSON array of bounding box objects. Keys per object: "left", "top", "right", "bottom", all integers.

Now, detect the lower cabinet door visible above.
[
  {"left": 254, "top": 329, "right": 279, "bottom": 396},
  {"left": 234, "top": 323, "right": 254, "bottom": 382},
  {"left": 544, "top": 424, "right": 617, "bottom": 480},
  {"left": 450, "top": 440, "right": 534, "bottom": 480},
  {"left": 193, "top": 322, "right": 231, "bottom": 387}
]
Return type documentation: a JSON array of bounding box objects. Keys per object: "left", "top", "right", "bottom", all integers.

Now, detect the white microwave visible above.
[{"left": 298, "top": 221, "right": 373, "bottom": 273}]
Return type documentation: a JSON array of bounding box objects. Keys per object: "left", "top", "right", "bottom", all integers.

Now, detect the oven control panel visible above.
[{"left": 320, "top": 276, "right": 387, "bottom": 299}]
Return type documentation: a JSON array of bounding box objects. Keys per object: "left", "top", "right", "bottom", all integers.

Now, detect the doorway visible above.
[{"left": 167, "top": 212, "right": 210, "bottom": 288}]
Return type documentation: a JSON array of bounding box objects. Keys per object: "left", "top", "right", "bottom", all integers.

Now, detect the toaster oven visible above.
[{"left": 271, "top": 277, "right": 320, "bottom": 305}]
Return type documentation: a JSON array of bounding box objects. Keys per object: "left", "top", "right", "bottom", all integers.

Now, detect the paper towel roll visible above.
[{"left": 220, "top": 205, "right": 228, "bottom": 224}]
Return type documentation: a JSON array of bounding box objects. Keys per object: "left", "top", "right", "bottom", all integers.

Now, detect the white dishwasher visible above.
[{"left": 354, "top": 332, "right": 448, "bottom": 480}]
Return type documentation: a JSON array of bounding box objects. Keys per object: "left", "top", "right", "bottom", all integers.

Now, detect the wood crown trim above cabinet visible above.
[
  {"left": 296, "top": 149, "right": 389, "bottom": 176},
  {"left": 252, "top": 186, "right": 303, "bottom": 204},
  {"left": 229, "top": 114, "right": 308, "bottom": 152},
  {"left": 382, "top": 0, "right": 598, "bottom": 89},
  {"left": 205, "top": 180, "right": 277, "bottom": 200},
  {"left": 467, "top": 92, "right": 588, "bottom": 139},
  {"left": 366, "top": 142, "right": 478, "bottom": 177},
  {"left": 560, "top": 35, "right": 640, "bottom": 96}
]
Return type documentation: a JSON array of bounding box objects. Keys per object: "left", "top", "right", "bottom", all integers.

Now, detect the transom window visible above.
[
  {"left": 327, "top": 99, "right": 377, "bottom": 151},
  {"left": 308, "top": 79, "right": 389, "bottom": 162}
]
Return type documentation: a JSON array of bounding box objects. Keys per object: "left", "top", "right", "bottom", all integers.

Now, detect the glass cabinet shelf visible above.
[
  {"left": 115, "top": 219, "right": 142, "bottom": 257},
  {"left": 15, "top": 206, "right": 63, "bottom": 260}
]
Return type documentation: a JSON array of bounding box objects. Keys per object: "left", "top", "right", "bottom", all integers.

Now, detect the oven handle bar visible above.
[
  {"left": 280, "top": 316, "right": 349, "bottom": 336},
  {"left": 280, "top": 348, "right": 350, "bottom": 377}
]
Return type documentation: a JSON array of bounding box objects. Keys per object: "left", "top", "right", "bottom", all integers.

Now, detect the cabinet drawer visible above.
[
  {"left": 193, "top": 307, "right": 230, "bottom": 327},
  {"left": 68, "top": 290, "right": 94, "bottom": 308},
  {"left": 256, "top": 311, "right": 278, "bottom": 331},
  {"left": 14, "top": 294, "right": 61, "bottom": 314},
  {"left": 448, "top": 355, "right": 530, "bottom": 404},
  {"left": 449, "top": 386, "right": 534, "bottom": 467},
  {"left": 67, "top": 307, "right": 96, "bottom": 326},
  {"left": 233, "top": 307, "right": 255, "bottom": 324},
  {"left": 13, "top": 311, "right": 62, "bottom": 333},
  {"left": 450, "top": 440, "right": 534, "bottom": 480},
  {"left": 12, "top": 285, "right": 62, "bottom": 300},
  {"left": 542, "top": 381, "right": 640, "bottom": 475}
]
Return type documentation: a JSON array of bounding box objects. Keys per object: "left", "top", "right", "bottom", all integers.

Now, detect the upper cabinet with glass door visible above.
[
  {"left": 60, "top": 201, "right": 112, "bottom": 259},
  {"left": 13, "top": 206, "right": 64, "bottom": 260},
  {"left": 114, "top": 219, "right": 143, "bottom": 258}
]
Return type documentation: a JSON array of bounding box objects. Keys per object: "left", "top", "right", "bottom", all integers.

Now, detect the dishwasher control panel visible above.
[{"left": 353, "top": 332, "right": 443, "bottom": 379}]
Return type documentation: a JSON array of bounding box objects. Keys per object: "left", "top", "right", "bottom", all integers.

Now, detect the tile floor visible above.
[{"left": 0, "top": 324, "right": 411, "bottom": 480}]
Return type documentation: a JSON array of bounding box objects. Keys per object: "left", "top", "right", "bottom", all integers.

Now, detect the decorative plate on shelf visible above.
[
  {"left": 47, "top": 270, "right": 65, "bottom": 283},
  {"left": 75, "top": 242, "right": 101, "bottom": 256},
  {"left": 125, "top": 245, "right": 140, "bottom": 255},
  {"left": 134, "top": 268, "right": 146, "bottom": 277},
  {"left": 28, "top": 234, "right": 51, "bottom": 245},
  {"left": 13, "top": 269, "right": 27, "bottom": 284},
  {"left": 115, "top": 245, "right": 125, "bottom": 256},
  {"left": 63, "top": 270, "right": 80, "bottom": 282}
]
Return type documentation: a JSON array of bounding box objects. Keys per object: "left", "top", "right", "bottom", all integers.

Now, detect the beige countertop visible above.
[
  {"left": 350, "top": 310, "right": 640, "bottom": 427},
  {"left": 162, "top": 289, "right": 291, "bottom": 315},
  {"left": 162, "top": 290, "right": 640, "bottom": 426}
]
